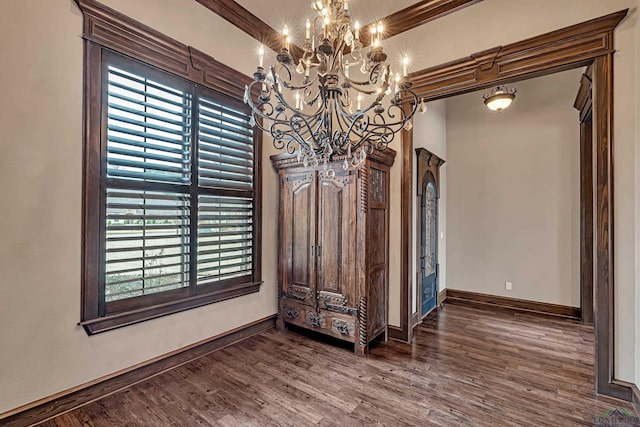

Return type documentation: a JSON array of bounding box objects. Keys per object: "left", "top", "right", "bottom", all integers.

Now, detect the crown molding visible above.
[
  {"left": 194, "top": 0, "right": 305, "bottom": 60},
  {"left": 194, "top": 0, "right": 482, "bottom": 61},
  {"left": 359, "top": 0, "right": 483, "bottom": 47}
]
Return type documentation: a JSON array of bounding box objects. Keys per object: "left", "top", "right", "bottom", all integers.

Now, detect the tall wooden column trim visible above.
[{"left": 574, "top": 65, "right": 594, "bottom": 325}]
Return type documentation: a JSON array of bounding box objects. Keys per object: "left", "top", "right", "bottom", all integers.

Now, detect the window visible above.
[{"left": 80, "top": 46, "right": 261, "bottom": 334}]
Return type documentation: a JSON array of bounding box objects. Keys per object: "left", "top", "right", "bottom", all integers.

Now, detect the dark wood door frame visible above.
[
  {"left": 415, "top": 148, "right": 445, "bottom": 321},
  {"left": 393, "top": 9, "right": 632, "bottom": 401},
  {"left": 574, "top": 65, "right": 594, "bottom": 325}
]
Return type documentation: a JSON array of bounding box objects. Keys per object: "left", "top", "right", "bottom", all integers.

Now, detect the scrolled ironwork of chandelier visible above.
[{"left": 244, "top": 0, "right": 425, "bottom": 176}]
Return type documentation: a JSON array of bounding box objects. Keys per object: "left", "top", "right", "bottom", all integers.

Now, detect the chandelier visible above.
[{"left": 244, "top": 0, "right": 424, "bottom": 176}]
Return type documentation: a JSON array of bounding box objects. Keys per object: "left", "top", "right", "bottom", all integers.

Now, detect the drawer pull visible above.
[
  {"left": 334, "top": 320, "right": 352, "bottom": 335},
  {"left": 285, "top": 307, "right": 299, "bottom": 319},
  {"left": 307, "top": 312, "right": 322, "bottom": 327},
  {"left": 325, "top": 303, "right": 358, "bottom": 316}
]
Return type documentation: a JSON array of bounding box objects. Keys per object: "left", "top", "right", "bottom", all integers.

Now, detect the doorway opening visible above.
[{"left": 397, "top": 10, "right": 630, "bottom": 400}]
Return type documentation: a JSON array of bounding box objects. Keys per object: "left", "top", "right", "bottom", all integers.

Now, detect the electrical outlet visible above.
[{"left": 505, "top": 282, "right": 513, "bottom": 290}]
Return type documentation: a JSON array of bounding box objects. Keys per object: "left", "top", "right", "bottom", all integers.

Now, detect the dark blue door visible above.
[{"left": 420, "top": 182, "right": 437, "bottom": 317}]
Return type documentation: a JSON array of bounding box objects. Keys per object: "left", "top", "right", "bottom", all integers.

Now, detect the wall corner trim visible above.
[{"left": 0, "top": 315, "right": 277, "bottom": 427}]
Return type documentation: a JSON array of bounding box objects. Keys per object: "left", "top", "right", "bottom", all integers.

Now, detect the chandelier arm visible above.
[
  {"left": 361, "top": 123, "right": 395, "bottom": 148},
  {"left": 270, "top": 110, "right": 323, "bottom": 150},
  {"left": 276, "top": 72, "right": 319, "bottom": 92},
  {"left": 290, "top": 114, "right": 317, "bottom": 149},
  {"left": 383, "top": 98, "right": 419, "bottom": 126},
  {"left": 335, "top": 96, "right": 356, "bottom": 127},
  {"left": 338, "top": 91, "right": 351, "bottom": 110},
  {"left": 245, "top": 84, "right": 304, "bottom": 127},
  {"left": 330, "top": 98, "right": 349, "bottom": 137},
  {"left": 343, "top": 44, "right": 363, "bottom": 67},
  {"left": 269, "top": 85, "right": 325, "bottom": 120},
  {"left": 336, "top": 50, "right": 368, "bottom": 88},
  {"left": 244, "top": 83, "right": 279, "bottom": 123},
  {"left": 345, "top": 113, "right": 369, "bottom": 142},
  {"left": 274, "top": 63, "right": 292, "bottom": 83},
  {"left": 330, "top": 28, "right": 348, "bottom": 70}
]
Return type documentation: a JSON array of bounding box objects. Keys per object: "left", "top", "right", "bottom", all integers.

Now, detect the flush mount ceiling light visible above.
[
  {"left": 483, "top": 85, "right": 517, "bottom": 112},
  {"left": 244, "top": 0, "right": 426, "bottom": 175}
]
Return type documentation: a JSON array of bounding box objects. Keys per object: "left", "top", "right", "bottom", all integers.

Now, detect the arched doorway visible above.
[{"left": 415, "top": 148, "right": 445, "bottom": 319}]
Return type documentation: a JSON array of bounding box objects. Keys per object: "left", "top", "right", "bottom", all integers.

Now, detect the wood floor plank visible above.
[{"left": 42, "top": 304, "right": 636, "bottom": 426}]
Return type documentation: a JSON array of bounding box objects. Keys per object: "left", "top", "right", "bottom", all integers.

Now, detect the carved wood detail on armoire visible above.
[{"left": 271, "top": 149, "right": 395, "bottom": 355}]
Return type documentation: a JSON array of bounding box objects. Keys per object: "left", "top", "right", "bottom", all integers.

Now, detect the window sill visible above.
[{"left": 80, "top": 281, "right": 263, "bottom": 335}]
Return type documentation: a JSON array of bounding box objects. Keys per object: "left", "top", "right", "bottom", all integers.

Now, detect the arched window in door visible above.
[{"left": 423, "top": 181, "right": 437, "bottom": 277}]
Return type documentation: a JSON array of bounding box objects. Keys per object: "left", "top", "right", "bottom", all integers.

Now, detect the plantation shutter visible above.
[
  {"left": 196, "top": 93, "right": 254, "bottom": 286},
  {"left": 104, "top": 60, "right": 193, "bottom": 302},
  {"left": 98, "top": 52, "right": 257, "bottom": 312}
]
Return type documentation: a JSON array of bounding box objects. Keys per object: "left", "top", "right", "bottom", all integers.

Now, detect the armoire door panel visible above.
[
  {"left": 367, "top": 206, "right": 388, "bottom": 335},
  {"left": 367, "top": 265, "right": 387, "bottom": 336},
  {"left": 283, "top": 173, "right": 316, "bottom": 305},
  {"left": 316, "top": 173, "right": 356, "bottom": 305}
]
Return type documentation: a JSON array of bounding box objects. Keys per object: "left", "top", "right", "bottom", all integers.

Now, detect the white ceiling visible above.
[{"left": 235, "top": 0, "right": 421, "bottom": 36}]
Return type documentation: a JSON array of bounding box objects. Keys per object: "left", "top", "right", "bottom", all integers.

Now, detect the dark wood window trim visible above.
[
  {"left": 394, "top": 9, "right": 630, "bottom": 401},
  {"left": 76, "top": 0, "right": 263, "bottom": 335}
]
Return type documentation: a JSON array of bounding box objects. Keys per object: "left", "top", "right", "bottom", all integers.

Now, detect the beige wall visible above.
[
  {"left": 0, "top": 0, "right": 638, "bottom": 413},
  {"left": 0, "top": 0, "right": 278, "bottom": 414},
  {"left": 445, "top": 69, "right": 582, "bottom": 307},
  {"left": 382, "top": 0, "right": 637, "bottom": 383}
]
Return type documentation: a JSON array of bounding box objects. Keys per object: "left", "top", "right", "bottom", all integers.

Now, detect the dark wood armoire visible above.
[{"left": 271, "top": 149, "right": 395, "bottom": 355}]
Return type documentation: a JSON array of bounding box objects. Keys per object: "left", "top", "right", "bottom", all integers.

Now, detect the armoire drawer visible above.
[{"left": 281, "top": 301, "right": 357, "bottom": 343}]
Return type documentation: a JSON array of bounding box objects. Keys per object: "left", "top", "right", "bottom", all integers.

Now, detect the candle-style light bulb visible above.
[
  {"left": 377, "top": 21, "right": 384, "bottom": 41},
  {"left": 402, "top": 54, "right": 409, "bottom": 76},
  {"left": 305, "top": 19, "right": 311, "bottom": 40},
  {"left": 344, "top": 0, "right": 348, "bottom": 11},
  {"left": 258, "top": 45, "right": 264, "bottom": 68},
  {"left": 357, "top": 93, "right": 362, "bottom": 110},
  {"left": 285, "top": 35, "right": 291, "bottom": 51},
  {"left": 371, "top": 25, "right": 378, "bottom": 47},
  {"left": 282, "top": 25, "right": 289, "bottom": 50},
  {"left": 305, "top": 59, "right": 311, "bottom": 77},
  {"left": 345, "top": 65, "right": 350, "bottom": 79},
  {"left": 295, "top": 91, "right": 301, "bottom": 109},
  {"left": 395, "top": 72, "right": 401, "bottom": 92},
  {"left": 354, "top": 21, "right": 360, "bottom": 40}
]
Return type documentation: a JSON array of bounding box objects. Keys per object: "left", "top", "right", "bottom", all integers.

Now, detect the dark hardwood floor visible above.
[{"left": 42, "top": 304, "right": 635, "bottom": 426}]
